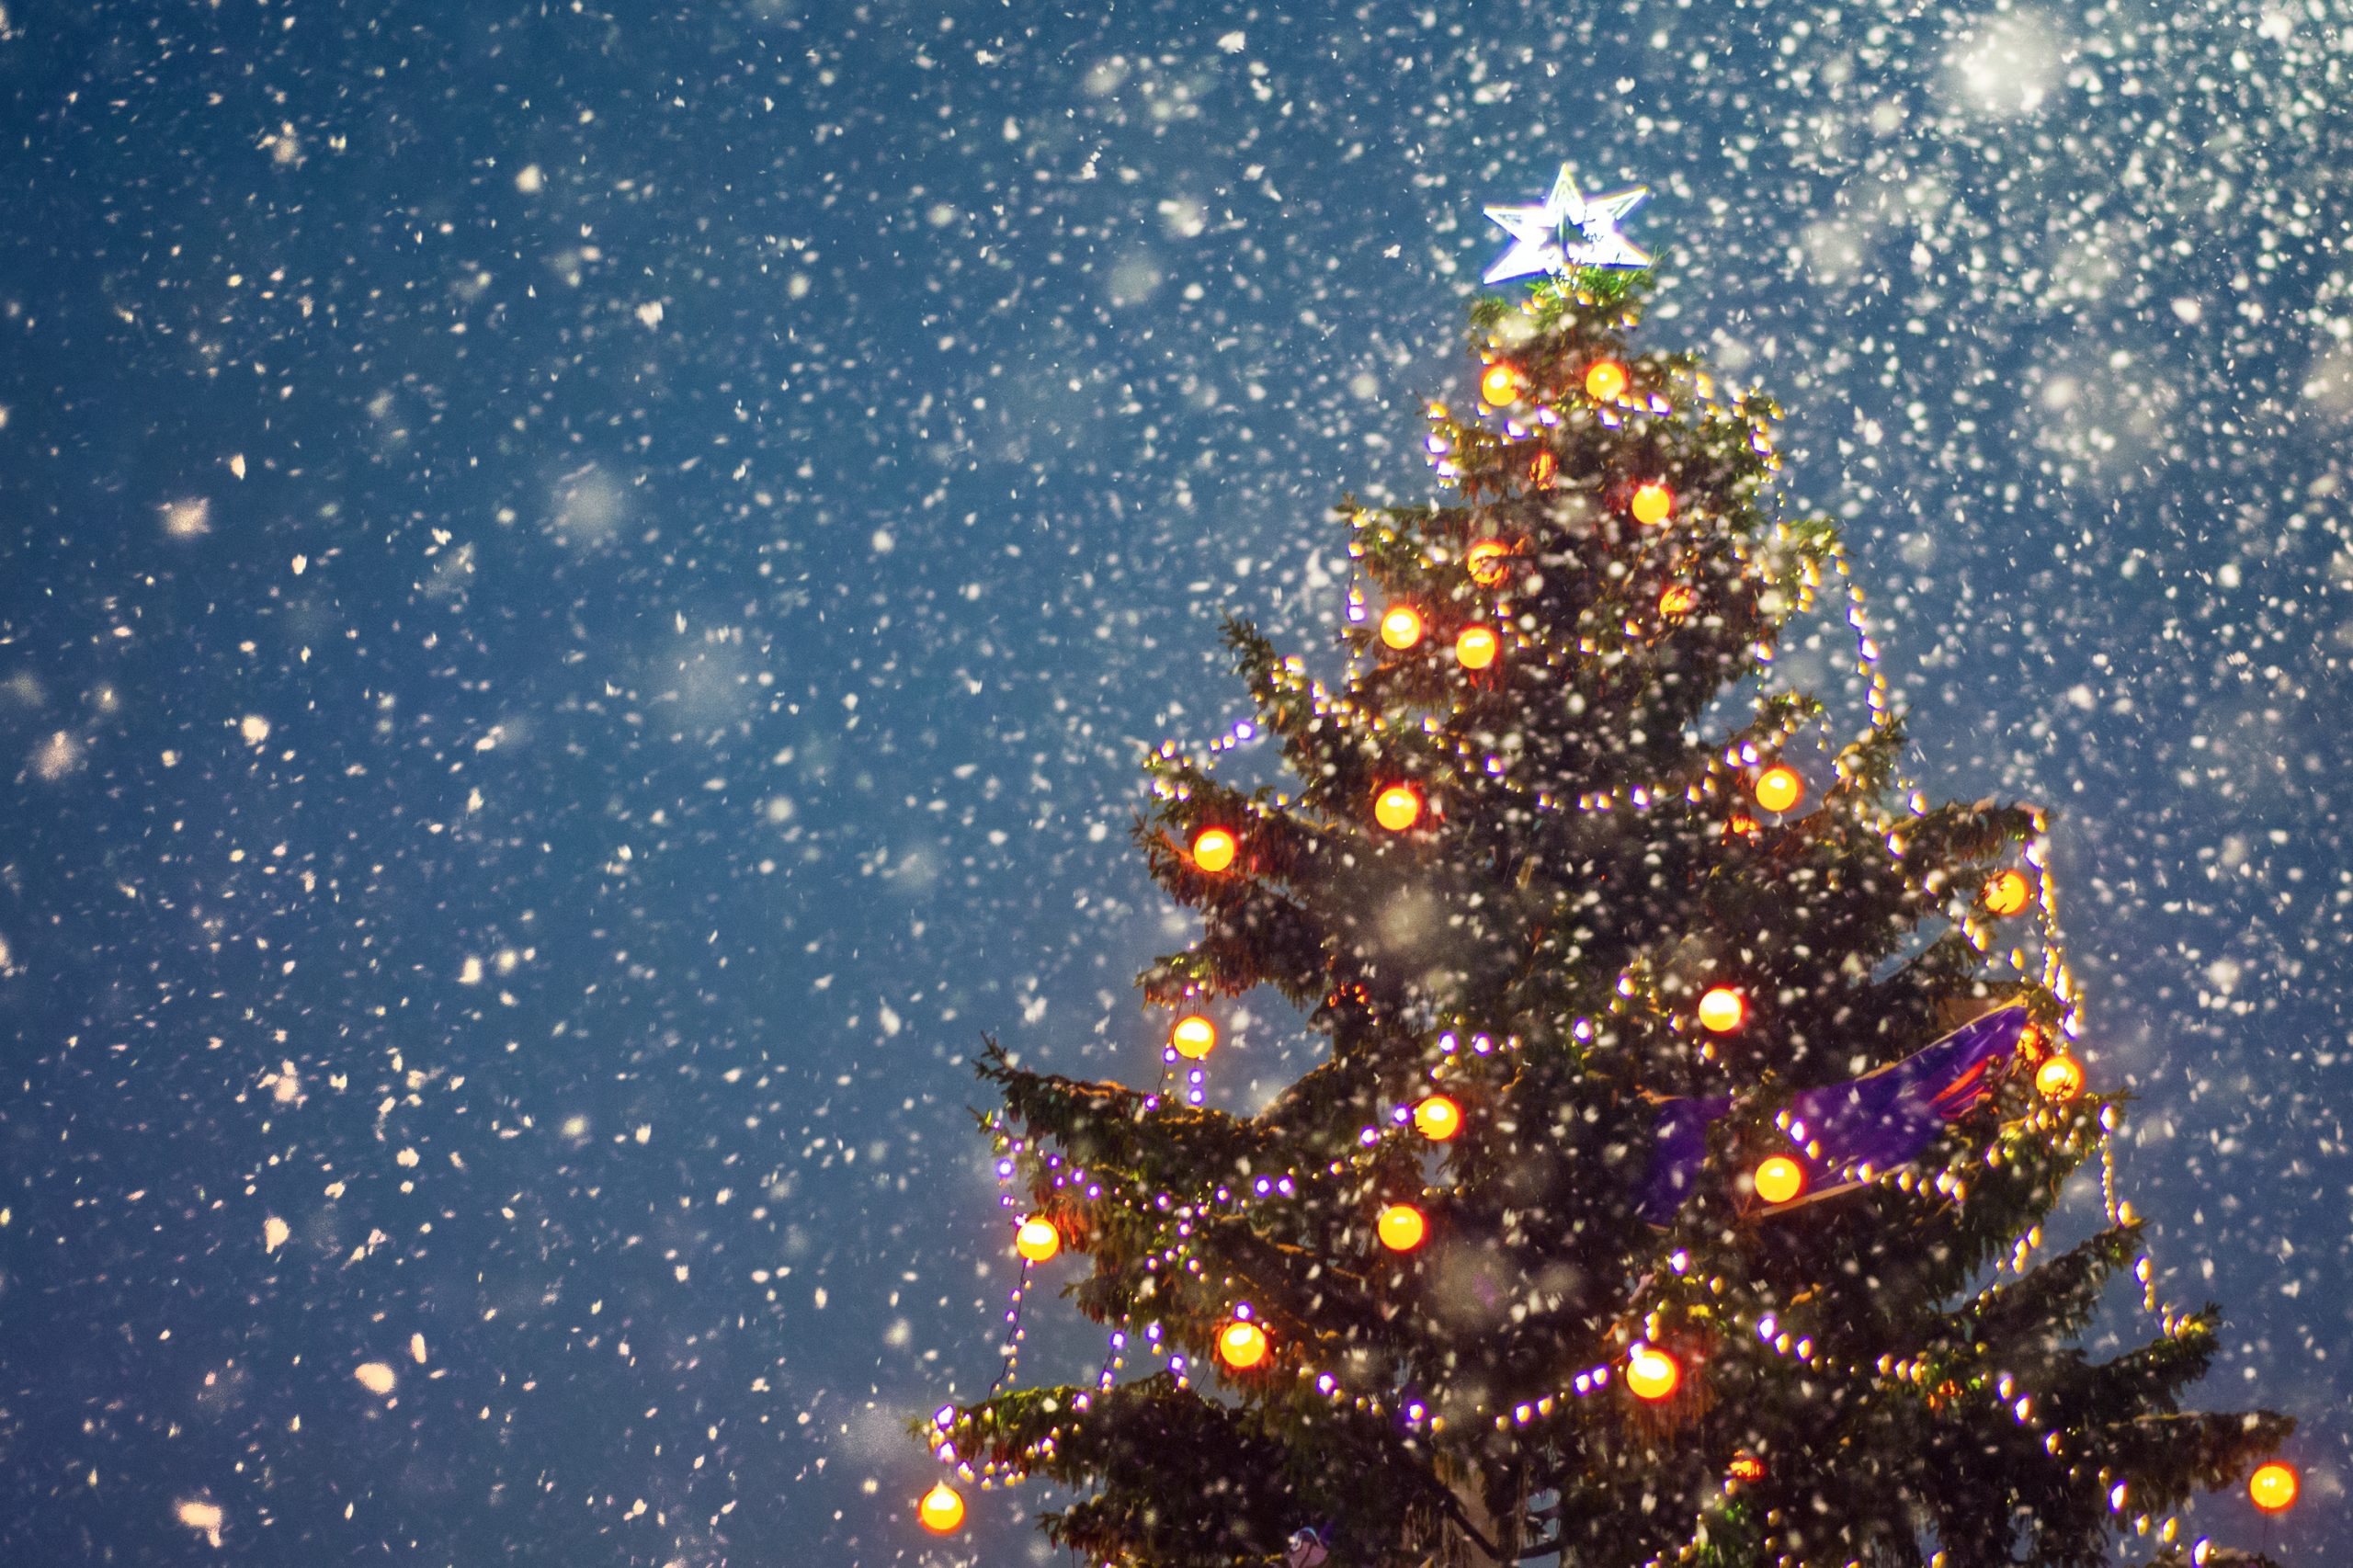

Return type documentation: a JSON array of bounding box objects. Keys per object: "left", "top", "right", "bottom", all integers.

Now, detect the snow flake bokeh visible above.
[{"left": 1, "top": 0, "right": 2348, "bottom": 1562}]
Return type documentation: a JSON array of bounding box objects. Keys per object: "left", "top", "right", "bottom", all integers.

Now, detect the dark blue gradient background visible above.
[{"left": 2, "top": 1, "right": 2348, "bottom": 1562}]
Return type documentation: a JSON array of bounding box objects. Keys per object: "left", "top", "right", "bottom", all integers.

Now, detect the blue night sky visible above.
[{"left": 2, "top": 1, "right": 2349, "bottom": 1562}]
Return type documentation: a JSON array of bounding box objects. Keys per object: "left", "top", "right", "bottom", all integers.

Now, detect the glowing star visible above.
[{"left": 1482, "top": 166, "right": 1652, "bottom": 285}]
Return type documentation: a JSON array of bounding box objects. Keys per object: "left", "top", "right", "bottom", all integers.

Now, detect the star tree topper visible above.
[{"left": 1482, "top": 165, "right": 1652, "bottom": 284}]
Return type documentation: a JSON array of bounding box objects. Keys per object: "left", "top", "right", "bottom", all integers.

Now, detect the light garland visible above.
[{"left": 930, "top": 274, "right": 2250, "bottom": 1566}]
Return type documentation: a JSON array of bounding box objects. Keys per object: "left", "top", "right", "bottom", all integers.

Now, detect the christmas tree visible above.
[{"left": 918, "top": 172, "right": 2292, "bottom": 1568}]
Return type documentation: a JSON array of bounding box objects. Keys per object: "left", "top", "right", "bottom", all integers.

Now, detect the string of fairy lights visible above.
[{"left": 916, "top": 286, "right": 2298, "bottom": 1558}]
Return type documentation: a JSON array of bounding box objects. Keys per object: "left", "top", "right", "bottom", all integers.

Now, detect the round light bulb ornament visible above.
[
  {"left": 1626, "top": 1344, "right": 1681, "bottom": 1402},
  {"left": 1015, "top": 1217, "right": 1061, "bottom": 1263},
  {"left": 1464, "top": 539, "right": 1512, "bottom": 586},
  {"left": 1630, "top": 482, "right": 1675, "bottom": 527},
  {"left": 1584, "top": 359, "right": 1628, "bottom": 402},
  {"left": 2248, "top": 1460, "right": 2299, "bottom": 1514},
  {"left": 1170, "top": 1014, "right": 1218, "bottom": 1060},
  {"left": 1753, "top": 1155, "right": 1806, "bottom": 1206},
  {"left": 1454, "top": 626, "right": 1499, "bottom": 670},
  {"left": 918, "top": 1482, "right": 966, "bottom": 1534},
  {"left": 1218, "top": 1318, "right": 1269, "bottom": 1369},
  {"left": 1479, "top": 362, "right": 1521, "bottom": 405},
  {"left": 1697, "top": 986, "right": 1747, "bottom": 1034},
  {"left": 1376, "top": 1203, "right": 1427, "bottom": 1252},
  {"left": 1982, "top": 869, "right": 2031, "bottom": 915},
  {"left": 1373, "top": 784, "right": 1423, "bottom": 833},
  {"left": 2035, "top": 1054, "right": 2084, "bottom": 1102},
  {"left": 1379, "top": 604, "right": 1425, "bottom": 650},
  {"left": 1753, "top": 766, "right": 1804, "bottom": 813},
  {"left": 1190, "top": 826, "right": 1238, "bottom": 873},
  {"left": 1413, "top": 1094, "right": 1462, "bottom": 1142}
]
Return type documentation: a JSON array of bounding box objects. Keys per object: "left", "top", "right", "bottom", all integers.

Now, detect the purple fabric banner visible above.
[{"left": 1638, "top": 1006, "right": 2029, "bottom": 1222}]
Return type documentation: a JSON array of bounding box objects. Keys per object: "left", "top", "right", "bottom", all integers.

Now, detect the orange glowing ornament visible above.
[
  {"left": 1459, "top": 537, "right": 1515, "bottom": 585},
  {"left": 1373, "top": 784, "right": 1423, "bottom": 833},
  {"left": 2035, "top": 1054, "right": 2084, "bottom": 1102},
  {"left": 1379, "top": 604, "right": 1425, "bottom": 650},
  {"left": 1584, "top": 359, "right": 1628, "bottom": 402},
  {"left": 1454, "top": 626, "right": 1499, "bottom": 670},
  {"left": 1171, "top": 1014, "right": 1218, "bottom": 1060},
  {"left": 1479, "top": 361, "right": 1520, "bottom": 405},
  {"left": 1015, "top": 1217, "right": 1061, "bottom": 1263},
  {"left": 1412, "top": 1094, "right": 1462, "bottom": 1142},
  {"left": 1727, "top": 1453, "right": 1767, "bottom": 1483},
  {"left": 1626, "top": 1344, "right": 1681, "bottom": 1402},
  {"left": 1982, "top": 869, "right": 2031, "bottom": 915},
  {"left": 1658, "top": 584, "right": 1697, "bottom": 618},
  {"left": 1464, "top": 539, "right": 1513, "bottom": 587},
  {"left": 1753, "top": 1156, "right": 1806, "bottom": 1206},
  {"left": 1529, "top": 450, "right": 1558, "bottom": 489},
  {"left": 1753, "top": 766, "right": 1804, "bottom": 813},
  {"left": 1190, "top": 825, "right": 1237, "bottom": 873},
  {"left": 1217, "top": 1318, "right": 1269, "bottom": 1369},
  {"left": 1376, "top": 1203, "right": 1427, "bottom": 1252},
  {"left": 918, "top": 1483, "right": 966, "bottom": 1534},
  {"left": 1697, "top": 986, "right": 1747, "bottom": 1034},
  {"left": 2249, "top": 1461, "right": 2299, "bottom": 1514},
  {"left": 1630, "top": 482, "right": 1675, "bottom": 527}
]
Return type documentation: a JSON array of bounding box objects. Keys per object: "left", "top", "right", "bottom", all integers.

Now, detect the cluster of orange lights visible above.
[
  {"left": 1480, "top": 357, "right": 1629, "bottom": 405},
  {"left": 1380, "top": 602, "right": 1503, "bottom": 673},
  {"left": 927, "top": 339, "right": 2285, "bottom": 1551}
]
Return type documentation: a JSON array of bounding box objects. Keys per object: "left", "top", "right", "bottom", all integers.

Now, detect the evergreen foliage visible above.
[{"left": 926, "top": 270, "right": 2289, "bottom": 1567}]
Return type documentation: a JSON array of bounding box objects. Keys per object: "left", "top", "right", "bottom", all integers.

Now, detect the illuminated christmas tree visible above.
[{"left": 918, "top": 172, "right": 2292, "bottom": 1568}]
